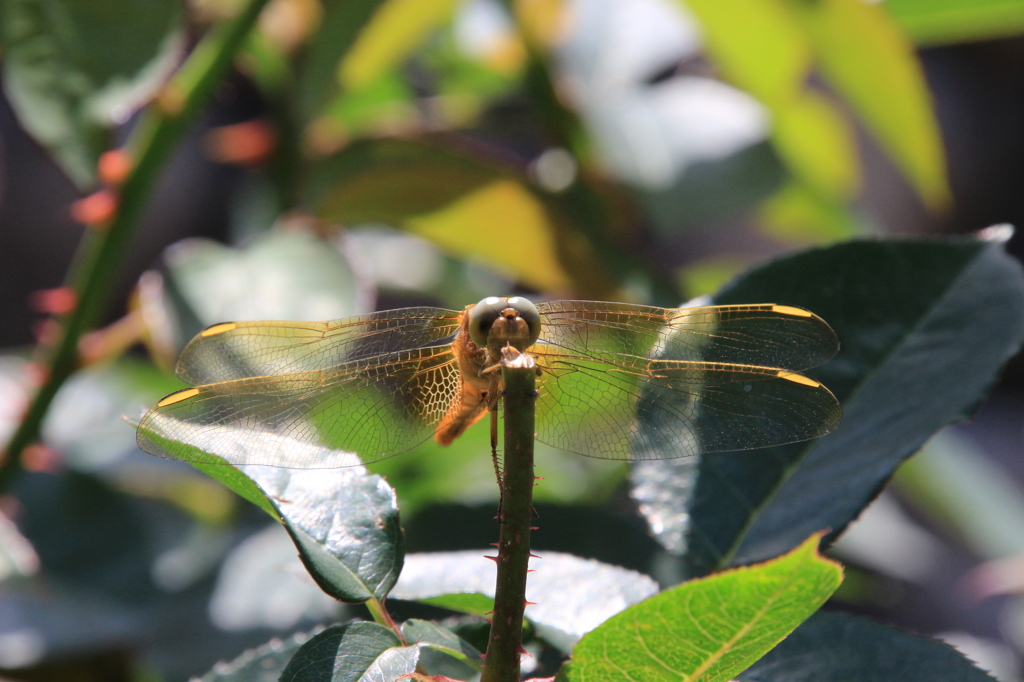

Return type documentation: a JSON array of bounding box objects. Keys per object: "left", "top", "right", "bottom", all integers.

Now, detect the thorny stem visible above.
[
  {"left": 481, "top": 347, "right": 538, "bottom": 682},
  {"left": 0, "top": 0, "right": 273, "bottom": 488}
]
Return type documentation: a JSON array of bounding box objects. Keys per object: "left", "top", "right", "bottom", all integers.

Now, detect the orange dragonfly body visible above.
[{"left": 137, "top": 297, "right": 841, "bottom": 468}]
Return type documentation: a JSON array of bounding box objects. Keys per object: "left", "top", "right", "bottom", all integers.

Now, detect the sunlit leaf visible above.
[
  {"left": 164, "top": 229, "right": 370, "bottom": 328},
  {"left": 739, "top": 611, "right": 997, "bottom": 681},
  {"left": 296, "top": 0, "right": 388, "bottom": 120},
  {"left": 758, "top": 181, "right": 858, "bottom": 244},
  {"left": 340, "top": 0, "right": 465, "bottom": 90},
  {"left": 0, "top": 0, "right": 183, "bottom": 188},
  {"left": 678, "top": 0, "right": 811, "bottom": 105},
  {"left": 561, "top": 535, "right": 842, "bottom": 682},
  {"left": 242, "top": 466, "right": 404, "bottom": 603},
  {"left": 789, "top": 0, "right": 951, "bottom": 210},
  {"left": 209, "top": 525, "right": 341, "bottom": 631},
  {"left": 771, "top": 92, "right": 858, "bottom": 201},
  {"left": 677, "top": 0, "right": 858, "bottom": 203},
  {"left": 307, "top": 139, "right": 581, "bottom": 293},
  {"left": 391, "top": 551, "right": 658, "bottom": 651},
  {"left": 884, "top": 0, "right": 1024, "bottom": 47}
]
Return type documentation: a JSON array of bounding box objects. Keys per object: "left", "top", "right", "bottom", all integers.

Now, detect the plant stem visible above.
[
  {"left": 481, "top": 348, "right": 538, "bottom": 682},
  {"left": 0, "top": 0, "right": 273, "bottom": 489}
]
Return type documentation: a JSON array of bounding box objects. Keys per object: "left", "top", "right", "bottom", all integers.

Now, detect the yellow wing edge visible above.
[
  {"left": 777, "top": 370, "right": 820, "bottom": 387},
  {"left": 770, "top": 304, "right": 813, "bottom": 318},
  {"left": 157, "top": 387, "right": 200, "bottom": 407},
  {"left": 201, "top": 322, "right": 238, "bottom": 337}
]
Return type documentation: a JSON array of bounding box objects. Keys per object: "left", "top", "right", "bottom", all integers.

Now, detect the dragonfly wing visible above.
[
  {"left": 535, "top": 301, "right": 838, "bottom": 371},
  {"left": 139, "top": 346, "right": 461, "bottom": 467},
  {"left": 532, "top": 351, "right": 841, "bottom": 461},
  {"left": 176, "top": 307, "right": 462, "bottom": 385}
]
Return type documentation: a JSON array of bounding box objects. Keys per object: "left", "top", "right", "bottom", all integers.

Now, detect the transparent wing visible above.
[
  {"left": 176, "top": 307, "right": 462, "bottom": 385},
  {"left": 138, "top": 346, "right": 462, "bottom": 468},
  {"left": 531, "top": 351, "right": 841, "bottom": 461},
  {"left": 535, "top": 301, "right": 838, "bottom": 370}
]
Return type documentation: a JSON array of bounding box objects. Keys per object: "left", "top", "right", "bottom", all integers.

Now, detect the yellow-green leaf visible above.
[
  {"left": 792, "top": 0, "right": 951, "bottom": 211},
  {"left": 885, "top": 0, "right": 1024, "bottom": 47},
  {"left": 340, "top": 0, "right": 466, "bottom": 90},
  {"left": 562, "top": 534, "right": 842, "bottom": 682},
  {"left": 759, "top": 181, "right": 858, "bottom": 244},
  {"left": 772, "top": 92, "right": 859, "bottom": 201},
  {"left": 678, "top": 0, "right": 858, "bottom": 202},
  {"left": 407, "top": 180, "right": 573, "bottom": 292},
  {"left": 679, "top": 0, "right": 811, "bottom": 105}
]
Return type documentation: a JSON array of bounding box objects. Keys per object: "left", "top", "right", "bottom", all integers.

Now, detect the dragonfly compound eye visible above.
[
  {"left": 469, "top": 296, "right": 505, "bottom": 346},
  {"left": 506, "top": 296, "right": 541, "bottom": 346}
]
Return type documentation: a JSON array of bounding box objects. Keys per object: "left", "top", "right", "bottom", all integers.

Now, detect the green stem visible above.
[
  {"left": 481, "top": 349, "right": 538, "bottom": 682},
  {"left": 0, "top": 0, "right": 273, "bottom": 488},
  {"left": 365, "top": 596, "right": 404, "bottom": 641}
]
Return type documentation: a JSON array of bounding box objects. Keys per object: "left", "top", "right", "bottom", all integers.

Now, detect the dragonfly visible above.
[{"left": 136, "top": 297, "right": 841, "bottom": 469}]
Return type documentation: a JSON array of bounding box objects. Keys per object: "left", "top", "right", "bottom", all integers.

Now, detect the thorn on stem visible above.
[
  {"left": 205, "top": 119, "right": 276, "bottom": 166},
  {"left": 71, "top": 189, "right": 117, "bottom": 227},
  {"left": 29, "top": 288, "right": 77, "bottom": 315},
  {"left": 98, "top": 150, "right": 132, "bottom": 186}
]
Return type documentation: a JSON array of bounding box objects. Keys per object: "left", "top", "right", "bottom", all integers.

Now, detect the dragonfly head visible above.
[{"left": 468, "top": 296, "right": 541, "bottom": 352}]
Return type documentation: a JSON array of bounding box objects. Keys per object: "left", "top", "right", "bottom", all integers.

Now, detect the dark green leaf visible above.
[
  {"left": 633, "top": 235, "right": 1024, "bottom": 575},
  {"left": 0, "top": 0, "right": 182, "bottom": 187},
  {"left": 885, "top": 0, "right": 1024, "bottom": 46},
  {"left": 280, "top": 621, "right": 418, "bottom": 682},
  {"left": 563, "top": 535, "right": 842, "bottom": 682},
  {"left": 198, "top": 628, "right": 322, "bottom": 682},
  {"left": 401, "top": 619, "right": 482, "bottom": 678},
  {"left": 739, "top": 611, "right": 997, "bottom": 681},
  {"left": 391, "top": 550, "right": 658, "bottom": 651},
  {"left": 243, "top": 466, "right": 404, "bottom": 603},
  {"left": 401, "top": 619, "right": 483, "bottom": 664}
]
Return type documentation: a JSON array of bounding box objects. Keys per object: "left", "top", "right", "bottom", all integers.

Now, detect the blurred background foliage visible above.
[{"left": 2, "top": 0, "right": 1024, "bottom": 679}]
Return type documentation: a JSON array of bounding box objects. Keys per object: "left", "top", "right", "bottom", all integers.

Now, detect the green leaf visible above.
[
  {"left": 678, "top": 0, "right": 811, "bottom": 106},
  {"left": 677, "top": 0, "right": 858, "bottom": 203},
  {"left": 198, "top": 628, "right": 321, "bottom": 682},
  {"left": 279, "top": 621, "right": 419, "bottom": 682},
  {"left": 402, "top": 619, "right": 483, "bottom": 664},
  {"left": 0, "top": 0, "right": 183, "bottom": 188},
  {"left": 339, "top": 0, "right": 465, "bottom": 90},
  {"left": 789, "top": 0, "right": 951, "bottom": 211},
  {"left": 633, "top": 235, "right": 1024, "bottom": 575},
  {"left": 165, "top": 230, "right": 368, "bottom": 328},
  {"left": 190, "top": 461, "right": 281, "bottom": 520},
  {"left": 306, "top": 138, "right": 581, "bottom": 293},
  {"left": 296, "top": 0, "right": 388, "bottom": 120},
  {"left": 770, "top": 92, "right": 858, "bottom": 202},
  {"left": 562, "top": 535, "right": 842, "bottom": 682},
  {"left": 758, "top": 181, "right": 858, "bottom": 244},
  {"left": 391, "top": 550, "right": 658, "bottom": 651},
  {"left": 738, "top": 611, "right": 997, "bottom": 681},
  {"left": 243, "top": 466, "right": 404, "bottom": 603},
  {"left": 884, "top": 0, "right": 1024, "bottom": 47}
]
